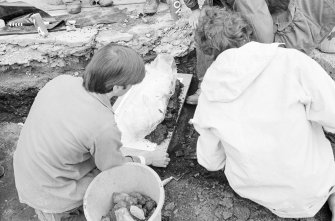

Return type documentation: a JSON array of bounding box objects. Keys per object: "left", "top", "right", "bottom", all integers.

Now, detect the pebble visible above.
[
  {"left": 175, "top": 150, "right": 184, "bottom": 157},
  {"left": 222, "top": 211, "right": 233, "bottom": 220},
  {"left": 222, "top": 190, "right": 234, "bottom": 198},
  {"left": 233, "top": 206, "right": 250, "bottom": 221},
  {"left": 219, "top": 198, "right": 233, "bottom": 208},
  {"left": 130, "top": 206, "right": 145, "bottom": 220},
  {"left": 164, "top": 202, "right": 175, "bottom": 211}
]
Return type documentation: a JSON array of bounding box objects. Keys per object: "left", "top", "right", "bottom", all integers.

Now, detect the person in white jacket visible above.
[{"left": 193, "top": 7, "right": 335, "bottom": 219}]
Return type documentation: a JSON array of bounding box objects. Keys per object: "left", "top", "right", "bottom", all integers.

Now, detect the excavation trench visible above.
[{"left": 0, "top": 49, "right": 334, "bottom": 221}]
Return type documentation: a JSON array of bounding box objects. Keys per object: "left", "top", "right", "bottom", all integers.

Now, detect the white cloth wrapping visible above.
[
  {"left": 115, "top": 54, "right": 177, "bottom": 146},
  {"left": 193, "top": 42, "right": 335, "bottom": 218}
]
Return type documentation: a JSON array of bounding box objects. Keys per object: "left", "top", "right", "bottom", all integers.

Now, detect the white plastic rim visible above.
[{"left": 83, "top": 163, "right": 165, "bottom": 221}]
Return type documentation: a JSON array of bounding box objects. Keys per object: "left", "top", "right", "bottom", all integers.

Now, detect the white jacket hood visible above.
[{"left": 201, "top": 42, "right": 281, "bottom": 102}]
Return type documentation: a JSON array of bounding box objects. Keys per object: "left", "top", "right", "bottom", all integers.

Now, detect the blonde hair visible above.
[{"left": 195, "top": 7, "right": 251, "bottom": 58}]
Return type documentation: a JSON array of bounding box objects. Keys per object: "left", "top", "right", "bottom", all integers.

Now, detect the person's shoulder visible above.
[
  {"left": 50, "top": 74, "right": 81, "bottom": 84},
  {"left": 277, "top": 46, "right": 309, "bottom": 57},
  {"left": 41, "top": 75, "right": 83, "bottom": 93}
]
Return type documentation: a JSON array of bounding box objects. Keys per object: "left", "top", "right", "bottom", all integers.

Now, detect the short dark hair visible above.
[
  {"left": 195, "top": 7, "right": 251, "bottom": 58},
  {"left": 83, "top": 44, "right": 145, "bottom": 93},
  {"left": 265, "top": 0, "right": 290, "bottom": 14}
]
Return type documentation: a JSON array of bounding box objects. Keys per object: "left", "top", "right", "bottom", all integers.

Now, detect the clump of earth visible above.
[
  {"left": 101, "top": 192, "right": 157, "bottom": 221},
  {"left": 145, "top": 79, "right": 183, "bottom": 144}
]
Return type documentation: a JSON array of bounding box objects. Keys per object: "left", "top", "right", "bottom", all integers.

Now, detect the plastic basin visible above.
[{"left": 84, "top": 163, "right": 165, "bottom": 221}]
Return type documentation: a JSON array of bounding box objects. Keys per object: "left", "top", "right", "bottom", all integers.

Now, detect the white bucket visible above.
[{"left": 83, "top": 163, "right": 165, "bottom": 221}]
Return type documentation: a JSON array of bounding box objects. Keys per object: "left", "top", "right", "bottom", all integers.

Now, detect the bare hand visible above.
[
  {"left": 189, "top": 9, "right": 201, "bottom": 29},
  {"left": 143, "top": 150, "right": 170, "bottom": 167}
]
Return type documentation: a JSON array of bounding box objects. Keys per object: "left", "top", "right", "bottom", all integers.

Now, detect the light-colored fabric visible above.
[
  {"left": 115, "top": 54, "right": 177, "bottom": 145},
  {"left": 235, "top": 0, "right": 335, "bottom": 52},
  {"left": 273, "top": 0, "right": 335, "bottom": 52},
  {"left": 35, "top": 207, "right": 86, "bottom": 221},
  {"left": 14, "top": 75, "right": 127, "bottom": 213},
  {"left": 193, "top": 42, "right": 335, "bottom": 218},
  {"left": 319, "top": 26, "right": 335, "bottom": 53},
  {"left": 235, "top": 0, "right": 274, "bottom": 43}
]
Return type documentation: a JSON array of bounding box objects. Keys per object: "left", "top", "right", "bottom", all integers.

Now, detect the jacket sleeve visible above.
[
  {"left": 184, "top": 0, "right": 199, "bottom": 10},
  {"left": 194, "top": 124, "right": 226, "bottom": 171},
  {"left": 299, "top": 55, "right": 335, "bottom": 133},
  {"left": 91, "top": 124, "right": 127, "bottom": 171},
  {"left": 235, "top": 0, "right": 274, "bottom": 43}
]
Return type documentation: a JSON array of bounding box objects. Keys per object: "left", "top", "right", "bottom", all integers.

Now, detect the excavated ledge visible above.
[
  {"left": 0, "top": 4, "right": 195, "bottom": 122},
  {"left": 0, "top": 4, "right": 194, "bottom": 75}
]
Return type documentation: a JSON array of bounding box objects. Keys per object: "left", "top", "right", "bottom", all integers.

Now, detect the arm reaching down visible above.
[
  {"left": 91, "top": 125, "right": 128, "bottom": 171},
  {"left": 92, "top": 125, "right": 170, "bottom": 169},
  {"left": 299, "top": 54, "right": 335, "bottom": 133},
  {"left": 194, "top": 125, "right": 226, "bottom": 171}
]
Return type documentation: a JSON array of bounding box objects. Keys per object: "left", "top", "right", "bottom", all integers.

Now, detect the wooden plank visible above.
[{"left": 113, "top": 73, "right": 193, "bottom": 157}]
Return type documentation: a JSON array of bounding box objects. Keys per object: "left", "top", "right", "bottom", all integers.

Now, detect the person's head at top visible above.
[
  {"left": 194, "top": 6, "right": 252, "bottom": 59},
  {"left": 82, "top": 43, "right": 145, "bottom": 98}
]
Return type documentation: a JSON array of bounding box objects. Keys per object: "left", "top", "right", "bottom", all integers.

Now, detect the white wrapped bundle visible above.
[{"left": 115, "top": 54, "right": 177, "bottom": 145}]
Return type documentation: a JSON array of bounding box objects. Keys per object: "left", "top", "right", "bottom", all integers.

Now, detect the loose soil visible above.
[{"left": 145, "top": 79, "right": 183, "bottom": 145}]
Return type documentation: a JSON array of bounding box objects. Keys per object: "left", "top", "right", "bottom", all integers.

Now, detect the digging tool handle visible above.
[{"left": 162, "top": 176, "right": 174, "bottom": 186}]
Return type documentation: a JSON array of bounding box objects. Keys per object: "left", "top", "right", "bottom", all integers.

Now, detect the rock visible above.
[
  {"left": 115, "top": 208, "right": 135, "bottom": 221},
  {"left": 233, "top": 206, "right": 250, "bottom": 221},
  {"left": 222, "top": 211, "right": 233, "bottom": 220},
  {"left": 164, "top": 202, "right": 175, "bottom": 211},
  {"left": 144, "top": 199, "right": 156, "bottom": 211},
  {"left": 130, "top": 206, "right": 145, "bottom": 220},
  {"left": 0, "top": 123, "right": 22, "bottom": 161},
  {"left": 213, "top": 206, "right": 223, "bottom": 218},
  {"left": 175, "top": 150, "right": 184, "bottom": 157},
  {"left": 96, "top": 30, "right": 134, "bottom": 45},
  {"left": 219, "top": 198, "right": 233, "bottom": 209},
  {"left": 113, "top": 192, "right": 130, "bottom": 204},
  {"left": 222, "top": 190, "right": 234, "bottom": 198}
]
